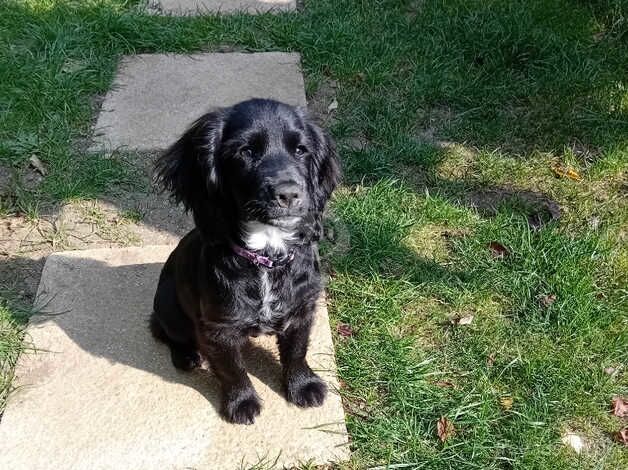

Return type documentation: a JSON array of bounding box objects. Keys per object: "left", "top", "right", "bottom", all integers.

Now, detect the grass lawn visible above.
[{"left": 1, "top": 0, "right": 627, "bottom": 468}]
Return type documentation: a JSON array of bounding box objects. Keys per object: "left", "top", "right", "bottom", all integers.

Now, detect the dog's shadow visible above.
[{"left": 29, "top": 257, "right": 287, "bottom": 418}]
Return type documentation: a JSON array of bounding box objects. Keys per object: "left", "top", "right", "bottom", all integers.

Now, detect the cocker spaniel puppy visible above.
[{"left": 151, "top": 98, "right": 340, "bottom": 424}]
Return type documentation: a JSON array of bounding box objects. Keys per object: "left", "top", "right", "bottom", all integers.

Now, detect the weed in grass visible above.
[
  {"left": 76, "top": 200, "right": 141, "bottom": 245},
  {"left": 120, "top": 207, "right": 144, "bottom": 224},
  {"left": 0, "top": 295, "right": 35, "bottom": 414}
]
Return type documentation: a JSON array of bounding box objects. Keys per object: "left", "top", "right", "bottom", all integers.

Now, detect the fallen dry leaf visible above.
[
  {"left": 61, "top": 58, "right": 85, "bottom": 74},
  {"left": 615, "top": 428, "right": 628, "bottom": 446},
  {"left": 487, "top": 354, "right": 496, "bottom": 367},
  {"left": 28, "top": 155, "right": 47, "bottom": 176},
  {"left": 327, "top": 99, "right": 338, "bottom": 113},
  {"left": 561, "top": 432, "right": 586, "bottom": 454},
  {"left": 342, "top": 395, "right": 370, "bottom": 419},
  {"left": 352, "top": 72, "right": 366, "bottom": 83},
  {"left": 434, "top": 380, "right": 455, "bottom": 388},
  {"left": 457, "top": 314, "right": 474, "bottom": 325},
  {"left": 551, "top": 163, "right": 582, "bottom": 181},
  {"left": 450, "top": 314, "right": 474, "bottom": 326},
  {"left": 436, "top": 416, "right": 455, "bottom": 442},
  {"left": 589, "top": 216, "right": 601, "bottom": 230},
  {"left": 611, "top": 397, "right": 628, "bottom": 417},
  {"left": 604, "top": 366, "right": 618, "bottom": 377},
  {"left": 500, "top": 396, "right": 514, "bottom": 411},
  {"left": 540, "top": 294, "right": 556, "bottom": 307},
  {"left": 336, "top": 323, "right": 354, "bottom": 338},
  {"left": 488, "top": 241, "right": 509, "bottom": 258}
]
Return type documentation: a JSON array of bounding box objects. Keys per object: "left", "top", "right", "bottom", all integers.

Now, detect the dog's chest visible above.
[
  {"left": 256, "top": 270, "right": 290, "bottom": 331},
  {"left": 240, "top": 222, "right": 297, "bottom": 331}
]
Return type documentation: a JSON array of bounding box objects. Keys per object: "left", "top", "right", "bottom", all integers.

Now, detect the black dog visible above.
[{"left": 150, "top": 99, "right": 340, "bottom": 424}]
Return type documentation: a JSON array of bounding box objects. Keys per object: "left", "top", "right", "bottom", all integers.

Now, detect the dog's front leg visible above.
[
  {"left": 277, "top": 316, "right": 328, "bottom": 407},
  {"left": 202, "top": 334, "right": 261, "bottom": 425}
]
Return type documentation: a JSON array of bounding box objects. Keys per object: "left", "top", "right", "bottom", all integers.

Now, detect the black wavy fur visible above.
[{"left": 151, "top": 99, "right": 340, "bottom": 424}]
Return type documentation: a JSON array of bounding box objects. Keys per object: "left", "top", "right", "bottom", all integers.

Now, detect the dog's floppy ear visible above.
[
  {"left": 154, "top": 111, "right": 227, "bottom": 240},
  {"left": 299, "top": 114, "right": 341, "bottom": 242},
  {"left": 305, "top": 120, "right": 341, "bottom": 214}
]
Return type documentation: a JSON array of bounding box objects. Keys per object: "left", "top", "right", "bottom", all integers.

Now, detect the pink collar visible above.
[{"left": 230, "top": 243, "right": 295, "bottom": 268}]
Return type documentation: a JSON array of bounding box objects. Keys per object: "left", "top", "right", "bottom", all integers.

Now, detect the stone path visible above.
[
  {"left": 149, "top": 0, "right": 295, "bottom": 15},
  {"left": 0, "top": 247, "right": 349, "bottom": 469},
  {"left": 1, "top": 2, "right": 351, "bottom": 468},
  {"left": 90, "top": 53, "right": 306, "bottom": 152}
]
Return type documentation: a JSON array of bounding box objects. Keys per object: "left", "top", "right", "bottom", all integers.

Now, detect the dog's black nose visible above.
[{"left": 275, "top": 183, "right": 302, "bottom": 208}]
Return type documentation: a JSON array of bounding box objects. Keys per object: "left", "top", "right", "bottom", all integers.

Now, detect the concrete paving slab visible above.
[
  {"left": 0, "top": 246, "right": 349, "bottom": 470},
  {"left": 90, "top": 53, "right": 306, "bottom": 152},
  {"left": 149, "top": 0, "right": 295, "bottom": 15}
]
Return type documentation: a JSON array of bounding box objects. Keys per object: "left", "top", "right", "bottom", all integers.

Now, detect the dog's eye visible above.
[
  {"left": 240, "top": 147, "right": 253, "bottom": 158},
  {"left": 295, "top": 145, "right": 308, "bottom": 157}
]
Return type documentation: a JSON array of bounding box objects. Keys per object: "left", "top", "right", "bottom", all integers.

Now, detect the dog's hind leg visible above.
[
  {"left": 150, "top": 314, "right": 201, "bottom": 371},
  {"left": 151, "top": 265, "right": 201, "bottom": 371}
]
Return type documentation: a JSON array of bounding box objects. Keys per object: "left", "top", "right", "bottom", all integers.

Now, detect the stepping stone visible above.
[
  {"left": 90, "top": 53, "right": 306, "bottom": 152},
  {"left": 149, "top": 0, "right": 295, "bottom": 15},
  {"left": 0, "top": 246, "right": 349, "bottom": 469}
]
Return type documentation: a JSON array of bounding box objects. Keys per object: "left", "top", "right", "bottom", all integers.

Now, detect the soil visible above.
[{"left": 0, "top": 153, "right": 192, "bottom": 302}]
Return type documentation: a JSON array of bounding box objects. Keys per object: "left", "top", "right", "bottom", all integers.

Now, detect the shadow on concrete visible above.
[
  {"left": 12, "top": 255, "right": 287, "bottom": 417},
  {"left": 0, "top": 252, "right": 350, "bottom": 469}
]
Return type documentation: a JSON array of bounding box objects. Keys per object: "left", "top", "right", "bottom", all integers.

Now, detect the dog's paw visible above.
[
  {"left": 223, "top": 390, "right": 262, "bottom": 425},
  {"left": 286, "top": 373, "right": 328, "bottom": 408},
  {"left": 170, "top": 349, "right": 201, "bottom": 371}
]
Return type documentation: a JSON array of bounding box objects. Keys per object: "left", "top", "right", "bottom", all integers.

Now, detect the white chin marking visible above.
[{"left": 242, "top": 221, "right": 295, "bottom": 251}]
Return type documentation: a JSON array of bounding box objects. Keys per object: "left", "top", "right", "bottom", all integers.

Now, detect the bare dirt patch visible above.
[
  {"left": 0, "top": 154, "right": 192, "bottom": 301},
  {"left": 465, "top": 187, "right": 561, "bottom": 229},
  {"left": 306, "top": 77, "right": 340, "bottom": 127}
]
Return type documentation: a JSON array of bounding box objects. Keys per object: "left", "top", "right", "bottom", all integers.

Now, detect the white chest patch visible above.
[
  {"left": 242, "top": 221, "right": 295, "bottom": 327},
  {"left": 242, "top": 221, "right": 295, "bottom": 252},
  {"left": 259, "top": 271, "right": 277, "bottom": 322}
]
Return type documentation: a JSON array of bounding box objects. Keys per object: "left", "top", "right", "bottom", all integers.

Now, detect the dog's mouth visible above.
[
  {"left": 266, "top": 215, "right": 302, "bottom": 229},
  {"left": 242, "top": 200, "right": 305, "bottom": 227}
]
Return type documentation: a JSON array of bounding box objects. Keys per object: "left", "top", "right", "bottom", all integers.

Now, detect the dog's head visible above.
[{"left": 155, "top": 99, "right": 340, "bottom": 247}]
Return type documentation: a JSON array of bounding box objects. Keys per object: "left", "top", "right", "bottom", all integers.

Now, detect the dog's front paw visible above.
[
  {"left": 223, "top": 389, "right": 262, "bottom": 425},
  {"left": 285, "top": 372, "right": 328, "bottom": 408}
]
